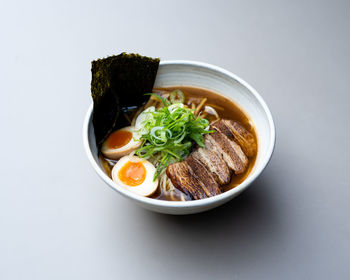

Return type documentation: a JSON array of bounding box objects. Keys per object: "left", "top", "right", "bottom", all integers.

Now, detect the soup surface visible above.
[{"left": 100, "top": 86, "right": 257, "bottom": 201}]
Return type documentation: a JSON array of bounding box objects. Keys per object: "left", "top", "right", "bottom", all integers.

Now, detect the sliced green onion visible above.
[
  {"left": 170, "top": 90, "right": 185, "bottom": 104},
  {"left": 136, "top": 91, "right": 212, "bottom": 181}
]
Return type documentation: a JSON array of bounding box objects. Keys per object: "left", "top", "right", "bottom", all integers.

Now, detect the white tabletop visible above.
[{"left": 1, "top": 1, "right": 349, "bottom": 279}]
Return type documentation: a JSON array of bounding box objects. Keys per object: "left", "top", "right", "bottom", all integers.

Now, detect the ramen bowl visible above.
[{"left": 83, "top": 60, "right": 275, "bottom": 215}]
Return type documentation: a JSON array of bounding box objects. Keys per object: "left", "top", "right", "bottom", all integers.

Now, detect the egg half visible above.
[
  {"left": 111, "top": 156, "right": 158, "bottom": 196},
  {"left": 101, "top": 126, "right": 142, "bottom": 160}
]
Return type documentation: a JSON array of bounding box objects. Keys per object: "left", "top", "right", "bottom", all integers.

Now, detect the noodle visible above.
[
  {"left": 143, "top": 98, "right": 155, "bottom": 109},
  {"left": 195, "top": 98, "right": 207, "bottom": 116},
  {"left": 200, "top": 112, "right": 208, "bottom": 119}
]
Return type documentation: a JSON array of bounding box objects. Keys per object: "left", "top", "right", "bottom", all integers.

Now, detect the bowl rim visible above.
[{"left": 83, "top": 60, "right": 276, "bottom": 208}]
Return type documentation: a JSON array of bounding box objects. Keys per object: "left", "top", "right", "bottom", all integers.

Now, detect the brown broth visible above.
[{"left": 100, "top": 86, "right": 257, "bottom": 201}]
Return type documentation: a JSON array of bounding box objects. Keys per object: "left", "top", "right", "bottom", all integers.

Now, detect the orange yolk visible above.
[
  {"left": 118, "top": 161, "right": 146, "bottom": 186},
  {"left": 107, "top": 130, "right": 133, "bottom": 149}
]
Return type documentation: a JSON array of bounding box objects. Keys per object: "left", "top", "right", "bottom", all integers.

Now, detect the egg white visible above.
[
  {"left": 111, "top": 156, "right": 158, "bottom": 197},
  {"left": 101, "top": 126, "right": 142, "bottom": 160}
]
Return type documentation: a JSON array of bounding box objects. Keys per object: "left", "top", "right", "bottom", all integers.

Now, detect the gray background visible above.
[{"left": 1, "top": 0, "right": 349, "bottom": 279}]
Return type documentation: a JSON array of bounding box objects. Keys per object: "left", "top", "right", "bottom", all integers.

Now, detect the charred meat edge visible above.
[
  {"left": 185, "top": 155, "right": 222, "bottom": 196},
  {"left": 205, "top": 131, "right": 248, "bottom": 175},
  {"left": 166, "top": 162, "right": 208, "bottom": 200},
  {"left": 223, "top": 120, "right": 257, "bottom": 157},
  {"left": 191, "top": 148, "right": 231, "bottom": 185}
]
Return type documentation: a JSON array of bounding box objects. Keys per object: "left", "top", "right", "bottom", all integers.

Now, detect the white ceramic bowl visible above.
[{"left": 83, "top": 60, "right": 275, "bottom": 215}]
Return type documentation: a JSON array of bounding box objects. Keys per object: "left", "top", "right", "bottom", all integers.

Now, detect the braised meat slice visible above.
[
  {"left": 185, "top": 155, "right": 222, "bottom": 196},
  {"left": 211, "top": 120, "right": 234, "bottom": 139},
  {"left": 205, "top": 131, "right": 248, "bottom": 175},
  {"left": 223, "top": 120, "right": 257, "bottom": 157},
  {"left": 166, "top": 119, "right": 255, "bottom": 200},
  {"left": 166, "top": 161, "right": 207, "bottom": 200},
  {"left": 191, "top": 147, "right": 231, "bottom": 185}
]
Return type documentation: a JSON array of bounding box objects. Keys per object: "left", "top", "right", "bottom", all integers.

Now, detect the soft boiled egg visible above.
[
  {"left": 101, "top": 126, "right": 142, "bottom": 160},
  {"left": 111, "top": 156, "right": 158, "bottom": 197}
]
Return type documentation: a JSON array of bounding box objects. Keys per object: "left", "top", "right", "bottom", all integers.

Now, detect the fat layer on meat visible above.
[
  {"left": 211, "top": 120, "right": 234, "bottom": 138},
  {"left": 205, "top": 131, "right": 248, "bottom": 175},
  {"left": 166, "top": 161, "right": 208, "bottom": 200},
  {"left": 223, "top": 120, "right": 257, "bottom": 157},
  {"left": 191, "top": 148, "right": 231, "bottom": 185},
  {"left": 185, "top": 155, "right": 222, "bottom": 196}
]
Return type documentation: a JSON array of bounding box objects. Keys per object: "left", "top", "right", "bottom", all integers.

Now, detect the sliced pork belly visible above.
[
  {"left": 166, "top": 161, "right": 207, "bottom": 200},
  {"left": 191, "top": 147, "right": 231, "bottom": 185},
  {"left": 222, "top": 120, "right": 257, "bottom": 157},
  {"left": 166, "top": 119, "right": 255, "bottom": 200},
  {"left": 205, "top": 131, "right": 248, "bottom": 175},
  {"left": 185, "top": 155, "right": 222, "bottom": 196},
  {"left": 211, "top": 120, "right": 234, "bottom": 139}
]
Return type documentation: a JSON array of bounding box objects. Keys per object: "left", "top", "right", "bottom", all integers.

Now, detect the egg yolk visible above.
[
  {"left": 118, "top": 161, "right": 146, "bottom": 186},
  {"left": 107, "top": 130, "right": 133, "bottom": 149}
]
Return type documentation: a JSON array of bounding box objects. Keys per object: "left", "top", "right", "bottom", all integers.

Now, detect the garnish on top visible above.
[{"left": 134, "top": 92, "right": 213, "bottom": 180}]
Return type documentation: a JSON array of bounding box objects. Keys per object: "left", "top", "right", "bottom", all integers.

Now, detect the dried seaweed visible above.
[{"left": 91, "top": 53, "right": 160, "bottom": 147}]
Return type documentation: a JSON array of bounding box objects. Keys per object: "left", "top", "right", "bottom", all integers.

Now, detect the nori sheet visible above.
[{"left": 91, "top": 53, "right": 160, "bottom": 147}]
